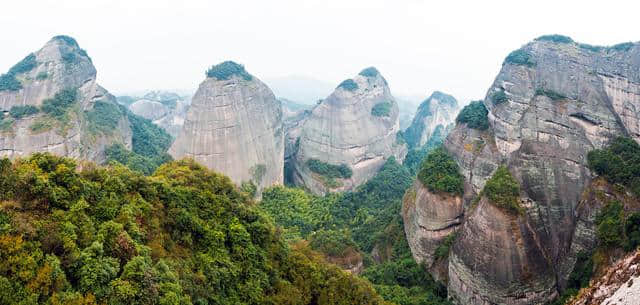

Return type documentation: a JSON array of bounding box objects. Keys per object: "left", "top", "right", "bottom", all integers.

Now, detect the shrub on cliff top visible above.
[
  {"left": 504, "top": 49, "right": 536, "bottom": 67},
  {"left": 456, "top": 100, "right": 489, "bottom": 130},
  {"left": 587, "top": 136, "right": 640, "bottom": 196},
  {"left": 306, "top": 158, "right": 352, "bottom": 179},
  {"left": 535, "top": 34, "right": 574, "bottom": 44},
  {"left": 417, "top": 147, "right": 463, "bottom": 195},
  {"left": 359, "top": 67, "right": 380, "bottom": 77},
  {"left": 9, "top": 105, "right": 39, "bottom": 119},
  {"left": 337, "top": 79, "right": 359, "bottom": 91},
  {"left": 206, "top": 61, "right": 252, "bottom": 81},
  {"left": 483, "top": 165, "right": 522, "bottom": 214}
]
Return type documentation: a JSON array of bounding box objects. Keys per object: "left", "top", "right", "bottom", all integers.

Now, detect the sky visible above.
[{"left": 1, "top": 0, "right": 639, "bottom": 103}]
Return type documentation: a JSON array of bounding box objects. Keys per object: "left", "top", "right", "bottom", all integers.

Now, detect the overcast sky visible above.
[{"left": 1, "top": 0, "right": 638, "bottom": 103}]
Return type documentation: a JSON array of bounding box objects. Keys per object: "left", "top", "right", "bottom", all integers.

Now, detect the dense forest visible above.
[{"left": 0, "top": 154, "right": 390, "bottom": 305}]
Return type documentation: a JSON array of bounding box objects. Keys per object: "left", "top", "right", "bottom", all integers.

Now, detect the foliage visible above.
[
  {"left": 0, "top": 154, "right": 389, "bottom": 305},
  {"left": 0, "top": 117, "right": 14, "bottom": 133},
  {"left": 41, "top": 88, "right": 78, "bottom": 118},
  {"left": 306, "top": 159, "right": 352, "bottom": 179},
  {"left": 504, "top": 49, "right": 536, "bottom": 67},
  {"left": 0, "top": 73, "right": 23, "bottom": 91},
  {"left": 456, "top": 100, "right": 488, "bottom": 130},
  {"left": 491, "top": 90, "right": 508, "bottom": 104},
  {"left": 567, "top": 251, "right": 594, "bottom": 289},
  {"left": 482, "top": 165, "right": 522, "bottom": 214},
  {"left": 36, "top": 72, "right": 48, "bottom": 80},
  {"left": 434, "top": 233, "right": 456, "bottom": 260},
  {"left": 105, "top": 144, "right": 170, "bottom": 176},
  {"left": 337, "top": 79, "right": 358, "bottom": 91},
  {"left": 9, "top": 53, "right": 37, "bottom": 75},
  {"left": 205, "top": 61, "right": 252, "bottom": 81},
  {"left": 403, "top": 125, "right": 446, "bottom": 175},
  {"left": 535, "top": 34, "right": 574, "bottom": 44},
  {"left": 29, "top": 119, "right": 54, "bottom": 133},
  {"left": 535, "top": 88, "right": 566, "bottom": 101},
  {"left": 578, "top": 43, "right": 604, "bottom": 52},
  {"left": 53, "top": 35, "right": 80, "bottom": 47},
  {"left": 610, "top": 42, "right": 634, "bottom": 52},
  {"left": 359, "top": 67, "right": 380, "bottom": 78},
  {"left": 587, "top": 137, "right": 640, "bottom": 196},
  {"left": 371, "top": 102, "right": 392, "bottom": 117},
  {"left": 10, "top": 105, "right": 39, "bottom": 119},
  {"left": 417, "top": 148, "right": 463, "bottom": 195},
  {"left": 127, "top": 110, "right": 172, "bottom": 159},
  {"left": 85, "top": 100, "right": 123, "bottom": 135},
  {"left": 260, "top": 158, "right": 450, "bottom": 304}
]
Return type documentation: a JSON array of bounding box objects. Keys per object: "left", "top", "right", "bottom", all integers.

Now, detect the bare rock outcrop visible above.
[
  {"left": 292, "top": 67, "right": 407, "bottom": 194},
  {"left": 404, "top": 91, "right": 459, "bottom": 149},
  {"left": 403, "top": 35, "right": 640, "bottom": 304},
  {"left": 168, "top": 61, "right": 283, "bottom": 193},
  {"left": 127, "top": 90, "right": 190, "bottom": 138},
  {"left": 0, "top": 35, "right": 131, "bottom": 162}
]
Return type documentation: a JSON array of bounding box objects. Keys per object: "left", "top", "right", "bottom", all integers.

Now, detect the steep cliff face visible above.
[
  {"left": 0, "top": 36, "right": 131, "bottom": 162},
  {"left": 168, "top": 61, "right": 284, "bottom": 193},
  {"left": 127, "top": 90, "right": 190, "bottom": 138},
  {"left": 292, "top": 67, "right": 407, "bottom": 194},
  {"left": 403, "top": 36, "right": 640, "bottom": 304},
  {"left": 404, "top": 91, "right": 459, "bottom": 149}
]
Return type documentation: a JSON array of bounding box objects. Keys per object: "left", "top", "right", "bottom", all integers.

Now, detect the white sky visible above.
[{"left": 1, "top": 0, "right": 638, "bottom": 102}]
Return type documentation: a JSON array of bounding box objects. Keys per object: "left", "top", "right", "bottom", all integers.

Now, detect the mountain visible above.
[
  {"left": 0, "top": 35, "right": 132, "bottom": 162},
  {"left": 264, "top": 75, "right": 335, "bottom": 105},
  {"left": 169, "top": 61, "right": 284, "bottom": 195},
  {"left": 403, "top": 35, "right": 640, "bottom": 305},
  {"left": 291, "top": 67, "right": 407, "bottom": 194},
  {"left": 403, "top": 91, "right": 459, "bottom": 149},
  {"left": 126, "top": 90, "right": 190, "bottom": 138}
]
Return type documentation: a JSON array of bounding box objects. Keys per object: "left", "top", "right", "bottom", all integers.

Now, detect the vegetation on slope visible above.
[
  {"left": 337, "top": 79, "right": 358, "bottom": 91},
  {"left": 0, "top": 154, "right": 389, "bottom": 305},
  {"left": 482, "top": 165, "right": 522, "bottom": 214},
  {"left": 403, "top": 124, "right": 447, "bottom": 175},
  {"left": 306, "top": 158, "right": 353, "bottom": 187},
  {"left": 359, "top": 67, "right": 380, "bottom": 78},
  {"left": 504, "top": 49, "right": 536, "bottom": 67},
  {"left": 587, "top": 136, "right": 640, "bottom": 196},
  {"left": 371, "top": 102, "right": 392, "bottom": 117},
  {"left": 0, "top": 53, "right": 37, "bottom": 91},
  {"left": 417, "top": 147, "right": 463, "bottom": 195},
  {"left": 260, "top": 158, "right": 451, "bottom": 305},
  {"left": 455, "top": 100, "right": 488, "bottom": 130},
  {"left": 205, "top": 61, "right": 252, "bottom": 81},
  {"left": 10, "top": 105, "right": 39, "bottom": 119}
]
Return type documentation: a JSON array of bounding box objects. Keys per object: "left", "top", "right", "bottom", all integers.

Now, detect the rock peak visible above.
[
  {"left": 426, "top": 91, "right": 457, "bottom": 107},
  {"left": 205, "top": 60, "right": 253, "bottom": 81},
  {"left": 358, "top": 66, "right": 380, "bottom": 78},
  {"left": 50, "top": 35, "right": 81, "bottom": 48}
]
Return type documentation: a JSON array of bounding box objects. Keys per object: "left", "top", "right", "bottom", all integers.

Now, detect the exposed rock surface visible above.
[
  {"left": 169, "top": 62, "right": 283, "bottom": 193},
  {"left": 126, "top": 90, "right": 190, "bottom": 138},
  {"left": 404, "top": 91, "right": 459, "bottom": 149},
  {"left": 403, "top": 36, "right": 640, "bottom": 304},
  {"left": 569, "top": 250, "right": 640, "bottom": 305},
  {"left": 292, "top": 67, "right": 407, "bottom": 194},
  {"left": 0, "top": 36, "right": 131, "bottom": 162}
]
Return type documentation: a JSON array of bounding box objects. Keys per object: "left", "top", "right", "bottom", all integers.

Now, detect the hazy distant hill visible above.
[{"left": 264, "top": 75, "right": 335, "bottom": 104}]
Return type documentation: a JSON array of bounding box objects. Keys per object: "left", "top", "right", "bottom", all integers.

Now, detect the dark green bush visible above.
[
  {"left": 309, "top": 229, "right": 357, "bottom": 257},
  {"left": 359, "top": 67, "right": 380, "bottom": 77},
  {"left": 105, "top": 143, "right": 170, "bottom": 175},
  {"left": 568, "top": 251, "right": 594, "bottom": 289},
  {"left": 9, "top": 105, "right": 39, "bottom": 119},
  {"left": 417, "top": 147, "right": 463, "bottom": 195},
  {"left": 595, "top": 201, "right": 624, "bottom": 248},
  {"left": 0, "top": 73, "right": 22, "bottom": 91},
  {"left": 206, "top": 61, "right": 252, "bottom": 81},
  {"left": 8, "top": 53, "right": 37, "bottom": 75},
  {"left": 456, "top": 100, "right": 489, "bottom": 130},
  {"left": 492, "top": 90, "right": 508, "bottom": 104},
  {"left": 53, "top": 35, "right": 80, "bottom": 47},
  {"left": 535, "top": 88, "right": 566, "bottom": 101},
  {"left": 86, "top": 100, "right": 123, "bottom": 135},
  {"left": 610, "top": 42, "right": 634, "bottom": 52},
  {"left": 306, "top": 158, "right": 353, "bottom": 179},
  {"left": 41, "top": 88, "right": 77, "bottom": 117},
  {"left": 434, "top": 232, "right": 457, "bottom": 260},
  {"left": 578, "top": 43, "right": 604, "bottom": 52},
  {"left": 587, "top": 137, "right": 640, "bottom": 196},
  {"left": 535, "top": 34, "right": 574, "bottom": 44},
  {"left": 35, "top": 72, "right": 48, "bottom": 80},
  {"left": 337, "top": 79, "right": 358, "bottom": 91},
  {"left": 404, "top": 125, "right": 446, "bottom": 175},
  {"left": 504, "top": 49, "right": 536, "bottom": 67},
  {"left": 371, "top": 102, "right": 392, "bottom": 117},
  {"left": 483, "top": 165, "right": 522, "bottom": 214}
]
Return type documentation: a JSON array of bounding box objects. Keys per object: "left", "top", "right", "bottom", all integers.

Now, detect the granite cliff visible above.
[
  {"left": 403, "top": 35, "right": 640, "bottom": 304},
  {"left": 126, "top": 90, "right": 190, "bottom": 138},
  {"left": 0, "top": 35, "right": 131, "bottom": 162},
  {"left": 404, "top": 91, "right": 459, "bottom": 149},
  {"left": 291, "top": 67, "right": 407, "bottom": 194},
  {"left": 168, "top": 61, "right": 284, "bottom": 194}
]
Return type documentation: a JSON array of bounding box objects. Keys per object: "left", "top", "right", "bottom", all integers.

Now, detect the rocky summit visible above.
[
  {"left": 291, "top": 67, "right": 407, "bottom": 195},
  {"left": 127, "top": 90, "right": 190, "bottom": 138},
  {"left": 168, "top": 61, "right": 284, "bottom": 194},
  {"left": 0, "top": 35, "right": 131, "bottom": 162},
  {"left": 404, "top": 91, "right": 459, "bottom": 149},
  {"left": 403, "top": 36, "right": 640, "bottom": 305}
]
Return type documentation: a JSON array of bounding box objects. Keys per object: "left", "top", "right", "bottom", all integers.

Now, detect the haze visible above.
[{"left": 1, "top": 0, "right": 638, "bottom": 103}]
